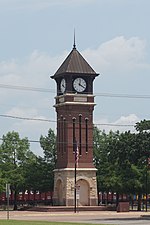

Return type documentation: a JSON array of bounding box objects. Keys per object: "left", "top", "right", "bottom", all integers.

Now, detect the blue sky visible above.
[{"left": 0, "top": 0, "right": 150, "bottom": 155}]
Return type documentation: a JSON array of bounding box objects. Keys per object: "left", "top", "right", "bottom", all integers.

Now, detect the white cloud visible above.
[
  {"left": 95, "top": 114, "right": 139, "bottom": 133},
  {"left": 114, "top": 114, "right": 139, "bottom": 125},
  {"left": 0, "top": 60, "right": 21, "bottom": 84},
  {"left": 6, "top": 106, "right": 38, "bottom": 118},
  {"left": 0, "top": 49, "right": 65, "bottom": 92},
  {"left": 0, "top": 36, "right": 149, "bottom": 155},
  {"left": 0, "top": 36, "right": 148, "bottom": 94},
  {"left": 0, "top": 50, "right": 59, "bottom": 155},
  {"left": 10, "top": 118, "right": 52, "bottom": 156},
  {"left": 20, "top": 49, "right": 68, "bottom": 87},
  {"left": 83, "top": 36, "right": 148, "bottom": 74},
  {"left": 4, "top": 106, "right": 56, "bottom": 156}
]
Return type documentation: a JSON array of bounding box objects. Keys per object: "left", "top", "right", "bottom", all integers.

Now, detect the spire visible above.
[
  {"left": 73, "top": 29, "right": 76, "bottom": 49},
  {"left": 51, "top": 32, "right": 99, "bottom": 78}
]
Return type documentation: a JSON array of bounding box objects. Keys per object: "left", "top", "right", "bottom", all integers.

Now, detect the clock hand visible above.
[
  {"left": 79, "top": 83, "right": 85, "bottom": 88},
  {"left": 78, "top": 78, "right": 83, "bottom": 87},
  {"left": 78, "top": 79, "right": 80, "bottom": 86}
]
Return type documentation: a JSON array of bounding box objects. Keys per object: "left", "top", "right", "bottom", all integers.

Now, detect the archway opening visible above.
[
  {"left": 56, "top": 179, "right": 63, "bottom": 205},
  {"left": 77, "top": 179, "right": 90, "bottom": 206}
]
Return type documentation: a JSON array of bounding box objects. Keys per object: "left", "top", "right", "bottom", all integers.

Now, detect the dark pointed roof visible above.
[{"left": 51, "top": 45, "right": 97, "bottom": 78}]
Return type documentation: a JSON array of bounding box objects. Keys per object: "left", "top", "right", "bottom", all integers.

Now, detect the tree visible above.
[
  {"left": 111, "top": 132, "right": 145, "bottom": 199},
  {"left": 40, "top": 128, "right": 57, "bottom": 164},
  {"left": 0, "top": 172, "right": 5, "bottom": 193},
  {"left": 24, "top": 156, "right": 55, "bottom": 194},
  {"left": 135, "top": 119, "right": 150, "bottom": 132},
  {"left": 0, "top": 131, "right": 35, "bottom": 210},
  {"left": 134, "top": 120, "right": 150, "bottom": 210},
  {"left": 93, "top": 127, "right": 121, "bottom": 204},
  {"left": 93, "top": 121, "right": 150, "bottom": 211},
  {"left": 21, "top": 128, "right": 56, "bottom": 200},
  {"left": 0, "top": 146, "right": 5, "bottom": 193},
  {"left": 39, "top": 128, "right": 56, "bottom": 192}
]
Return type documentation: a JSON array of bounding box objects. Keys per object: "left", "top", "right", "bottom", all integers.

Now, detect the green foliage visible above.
[
  {"left": 93, "top": 127, "right": 119, "bottom": 192},
  {"left": 24, "top": 156, "right": 54, "bottom": 192},
  {"left": 23, "top": 128, "right": 56, "bottom": 193},
  {"left": 38, "top": 128, "right": 56, "bottom": 192},
  {"left": 93, "top": 121, "right": 150, "bottom": 200},
  {"left": 40, "top": 128, "right": 56, "bottom": 165},
  {"left": 135, "top": 119, "right": 150, "bottom": 132},
  {"left": 0, "top": 171, "right": 6, "bottom": 193},
  {"left": 0, "top": 131, "right": 36, "bottom": 209},
  {"left": 0, "top": 128, "right": 57, "bottom": 204},
  {"left": 0, "top": 120, "right": 149, "bottom": 211}
]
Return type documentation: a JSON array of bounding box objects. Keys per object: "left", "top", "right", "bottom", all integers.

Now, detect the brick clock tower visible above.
[{"left": 51, "top": 41, "right": 99, "bottom": 206}]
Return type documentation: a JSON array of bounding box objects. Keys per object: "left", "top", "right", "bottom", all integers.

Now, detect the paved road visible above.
[
  {"left": 0, "top": 210, "right": 150, "bottom": 225},
  {"left": 87, "top": 217, "right": 150, "bottom": 225}
]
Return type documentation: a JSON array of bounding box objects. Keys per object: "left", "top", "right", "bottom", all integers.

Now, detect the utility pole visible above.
[{"left": 74, "top": 154, "right": 77, "bottom": 213}]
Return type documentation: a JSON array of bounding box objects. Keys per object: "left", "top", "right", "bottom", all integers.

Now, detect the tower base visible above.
[{"left": 53, "top": 168, "right": 98, "bottom": 206}]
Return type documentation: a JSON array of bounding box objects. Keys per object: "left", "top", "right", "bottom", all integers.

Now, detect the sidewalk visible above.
[{"left": 0, "top": 210, "right": 150, "bottom": 223}]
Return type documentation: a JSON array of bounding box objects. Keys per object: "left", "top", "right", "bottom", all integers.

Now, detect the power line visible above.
[
  {"left": 0, "top": 83, "right": 54, "bottom": 93},
  {"left": 0, "top": 114, "right": 56, "bottom": 123},
  {"left": 95, "top": 123, "right": 133, "bottom": 127},
  {"left": 0, "top": 137, "right": 40, "bottom": 143},
  {"left": 0, "top": 137, "right": 114, "bottom": 147},
  {"left": 95, "top": 92, "right": 150, "bottom": 99},
  {"left": 0, "top": 114, "right": 134, "bottom": 127},
  {"left": 0, "top": 83, "right": 150, "bottom": 99}
]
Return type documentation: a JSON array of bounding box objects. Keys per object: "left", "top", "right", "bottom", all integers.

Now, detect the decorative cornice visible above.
[
  {"left": 55, "top": 93, "right": 95, "bottom": 98},
  {"left": 54, "top": 168, "right": 97, "bottom": 172},
  {"left": 54, "top": 102, "right": 96, "bottom": 107}
]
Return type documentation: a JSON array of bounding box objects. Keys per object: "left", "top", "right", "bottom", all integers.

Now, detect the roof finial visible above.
[{"left": 73, "top": 28, "right": 76, "bottom": 49}]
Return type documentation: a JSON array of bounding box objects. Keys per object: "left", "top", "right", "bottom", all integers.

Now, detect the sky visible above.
[{"left": 0, "top": 0, "right": 150, "bottom": 155}]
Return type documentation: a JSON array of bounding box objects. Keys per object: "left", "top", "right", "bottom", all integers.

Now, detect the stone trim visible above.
[
  {"left": 54, "top": 102, "right": 96, "bottom": 107},
  {"left": 54, "top": 168, "right": 97, "bottom": 172}
]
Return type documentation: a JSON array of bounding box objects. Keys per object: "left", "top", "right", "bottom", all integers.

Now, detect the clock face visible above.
[
  {"left": 73, "top": 78, "right": 86, "bottom": 92},
  {"left": 60, "top": 78, "right": 66, "bottom": 93}
]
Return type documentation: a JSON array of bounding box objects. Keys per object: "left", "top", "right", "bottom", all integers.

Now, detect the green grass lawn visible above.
[
  {"left": 0, "top": 221, "right": 108, "bottom": 225},
  {"left": 0, "top": 221, "right": 88, "bottom": 225}
]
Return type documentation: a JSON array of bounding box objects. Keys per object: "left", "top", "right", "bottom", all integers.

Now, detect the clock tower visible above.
[{"left": 51, "top": 41, "right": 99, "bottom": 206}]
